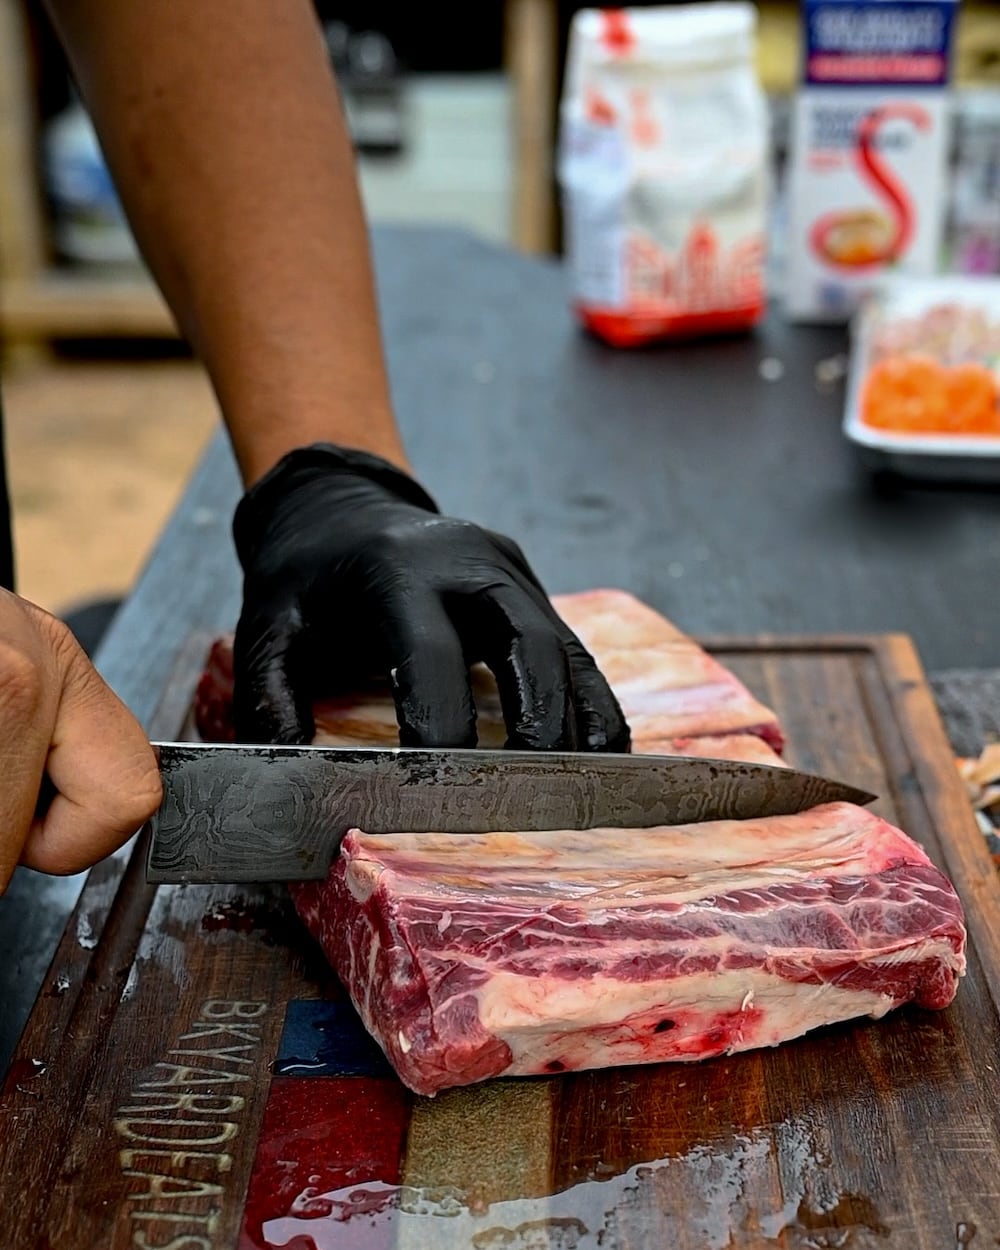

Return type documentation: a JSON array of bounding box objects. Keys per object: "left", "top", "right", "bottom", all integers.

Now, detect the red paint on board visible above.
[{"left": 238, "top": 1076, "right": 410, "bottom": 1250}]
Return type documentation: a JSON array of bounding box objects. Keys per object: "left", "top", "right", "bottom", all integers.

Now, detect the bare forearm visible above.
[{"left": 45, "top": 0, "right": 409, "bottom": 482}]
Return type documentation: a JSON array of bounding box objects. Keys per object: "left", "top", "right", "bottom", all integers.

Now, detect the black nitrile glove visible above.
[{"left": 232, "top": 443, "right": 630, "bottom": 751}]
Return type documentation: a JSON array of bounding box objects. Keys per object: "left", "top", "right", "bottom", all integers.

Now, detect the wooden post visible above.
[
  {"left": 0, "top": 0, "right": 51, "bottom": 362},
  {"left": 506, "top": 0, "right": 560, "bottom": 255},
  {"left": 0, "top": 0, "right": 175, "bottom": 357}
]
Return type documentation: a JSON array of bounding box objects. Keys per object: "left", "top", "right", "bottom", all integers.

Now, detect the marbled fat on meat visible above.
[
  {"left": 554, "top": 591, "right": 785, "bottom": 751},
  {"left": 194, "top": 589, "right": 967, "bottom": 1096},
  {"left": 291, "top": 803, "right": 966, "bottom": 1095}
]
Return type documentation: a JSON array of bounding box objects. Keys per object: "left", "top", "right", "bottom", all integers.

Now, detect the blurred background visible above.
[{"left": 0, "top": 0, "right": 998, "bottom": 636}]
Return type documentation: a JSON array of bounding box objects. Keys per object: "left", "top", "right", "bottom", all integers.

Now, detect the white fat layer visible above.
[
  {"left": 465, "top": 938, "right": 961, "bottom": 1048},
  {"left": 472, "top": 946, "right": 960, "bottom": 1076},
  {"left": 351, "top": 804, "right": 925, "bottom": 885},
  {"left": 364, "top": 930, "right": 381, "bottom": 1023},
  {"left": 345, "top": 858, "right": 381, "bottom": 903},
  {"left": 425, "top": 926, "right": 961, "bottom": 989},
  {"left": 385, "top": 856, "right": 951, "bottom": 908}
]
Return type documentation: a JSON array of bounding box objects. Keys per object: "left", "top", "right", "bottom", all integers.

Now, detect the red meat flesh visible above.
[{"left": 291, "top": 802, "right": 966, "bottom": 1096}]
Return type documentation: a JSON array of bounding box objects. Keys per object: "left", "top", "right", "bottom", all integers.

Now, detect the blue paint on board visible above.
[{"left": 275, "top": 998, "right": 394, "bottom": 1078}]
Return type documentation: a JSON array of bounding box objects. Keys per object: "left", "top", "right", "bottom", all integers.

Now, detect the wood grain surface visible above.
[{"left": 2, "top": 633, "right": 998, "bottom": 1250}]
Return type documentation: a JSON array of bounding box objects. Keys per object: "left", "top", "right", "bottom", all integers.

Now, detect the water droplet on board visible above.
[
  {"left": 787, "top": 1193, "right": 890, "bottom": 1245},
  {"left": 121, "top": 963, "right": 140, "bottom": 1003},
  {"left": 9, "top": 1057, "right": 48, "bottom": 1095},
  {"left": 76, "top": 913, "right": 97, "bottom": 950},
  {"left": 201, "top": 898, "right": 257, "bottom": 934},
  {"left": 47, "top": 972, "right": 70, "bottom": 997},
  {"left": 199, "top": 894, "right": 295, "bottom": 945}
]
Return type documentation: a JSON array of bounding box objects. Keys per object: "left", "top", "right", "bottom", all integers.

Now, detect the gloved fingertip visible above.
[
  {"left": 372, "top": 594, "right": 479, "bottom": 748},
  {"left": 503, "top": 696, "right": 578, "bottom": 752},
  {"left": 399, "top": 721, "right": 478, "bottom": 749},
  {"left": 394, "top": 688, "right": 478, "bottom": 749},
  {"left": 233, "top": 686, "right": 313, "bottom": 746},
  {"left": 504, "top": 728, "right": 576, "bottom": 752},
  {"left": 577, "top": 705, "right": 632, "bottom": 753},
  {"left": 232, "top": 653, "right": 312, "bottom": 745},
  {"left": 565, "top": 646, "right": 632, "bottom": 754},
  {"left": 233, "top": 601, "right": 312, "bottom": 744}
]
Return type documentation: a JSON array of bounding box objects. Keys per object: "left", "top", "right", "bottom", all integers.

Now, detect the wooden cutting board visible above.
[{"left": 3, "top": 635, "right": 999, "bottom": 1250}]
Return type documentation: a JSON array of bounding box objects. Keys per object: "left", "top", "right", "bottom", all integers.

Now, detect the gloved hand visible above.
[{"left": 232, "top": 443, "right": 630, "bottom": 751}]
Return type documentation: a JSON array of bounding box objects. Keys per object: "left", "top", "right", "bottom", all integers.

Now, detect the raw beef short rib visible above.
[
  {"left": 194, "top": 589, "right": 785, "bottom": 763},
  {"left": 195, "top": 589, "right": 966, "bottom": 1096},
  {"left": 293, "top": 803, "right": 966, "bottom": 1096},
  {"left": 555, "top": 590, "right": 784, "bottom": 753}
]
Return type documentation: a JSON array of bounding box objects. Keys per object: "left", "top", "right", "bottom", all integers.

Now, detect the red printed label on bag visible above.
[{"left": 559, "top": 5, "right": 768, "bottom": 346}]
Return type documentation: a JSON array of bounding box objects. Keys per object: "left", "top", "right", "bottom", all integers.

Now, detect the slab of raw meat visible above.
[
  {"left": 194, "top": 588, "right": 964, "bottom": 1096},
  {"left": 194, "top": 589, "right": 785, "bottom": 763},
  {"left": 555, "top": 590, "right": 785, "bottom": 752},
  {"left": 638, "top": 734, "right": 788, "bottom": 767},
  {"left": 292, "top": 803, "right": 966, "bottom": 1095}
]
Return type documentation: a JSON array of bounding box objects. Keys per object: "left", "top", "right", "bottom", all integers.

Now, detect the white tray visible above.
[{"left": 843, "top": 277, "right": 1000, "bottom": 482}]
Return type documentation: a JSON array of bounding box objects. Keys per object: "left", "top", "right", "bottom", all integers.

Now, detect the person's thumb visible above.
[{"left": 16, "top": 607, "right": 161, "bottom": 879}]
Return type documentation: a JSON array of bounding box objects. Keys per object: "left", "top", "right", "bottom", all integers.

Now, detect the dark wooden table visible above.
[{"left": 3, "top": 223, "right": 999, "bottom": 1070}]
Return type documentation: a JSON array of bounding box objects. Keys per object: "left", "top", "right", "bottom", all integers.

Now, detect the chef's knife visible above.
[{"left": 145, "top": 742, "right": 875, "bottom": 885}]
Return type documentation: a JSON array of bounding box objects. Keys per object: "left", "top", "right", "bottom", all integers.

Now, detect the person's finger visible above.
[
  {"left": 482, "top": 535, "right": 632, "bottom": 753},
  {"left": 485, "top": 529, "right": 546, "bottom": 592},
  {"left": 375, "top": 590, "right": 477, "bottom": 747},
  {"left": 457, "top": 585, "right": 576, "bottom": 751},
  {"left": 564, "top": 637, "right": 631, "bottom": 752},
  {"left": 233, "top": 597, "right": 312, "bottom": 744},
  {"left": 0, "top": 633, "right": 59, "bottom": 891},
  {"left": 18, "top": 619, "right": 161, "bottom": 877}
]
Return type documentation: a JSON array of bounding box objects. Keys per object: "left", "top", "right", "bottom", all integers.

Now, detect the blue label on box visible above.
[{"left": 803, "top": 0, "right": 958, "bottom": 87}]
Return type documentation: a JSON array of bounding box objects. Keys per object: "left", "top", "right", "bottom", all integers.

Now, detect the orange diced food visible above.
[
  {"left": 861, "top": 355, "right": 1000, "bottom": 435},
  {"left": 945, "top": 363, "right": 1000, "bottom": 434}
]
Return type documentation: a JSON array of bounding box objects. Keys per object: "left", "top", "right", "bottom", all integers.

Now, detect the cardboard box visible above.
[{"left": 785, "top": 0, "right": 959, "bottom": 322}]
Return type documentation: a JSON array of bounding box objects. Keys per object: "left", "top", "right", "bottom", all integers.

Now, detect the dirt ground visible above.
[{"left": 3, "top": 358, "right": 221, "bottom": 617}]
